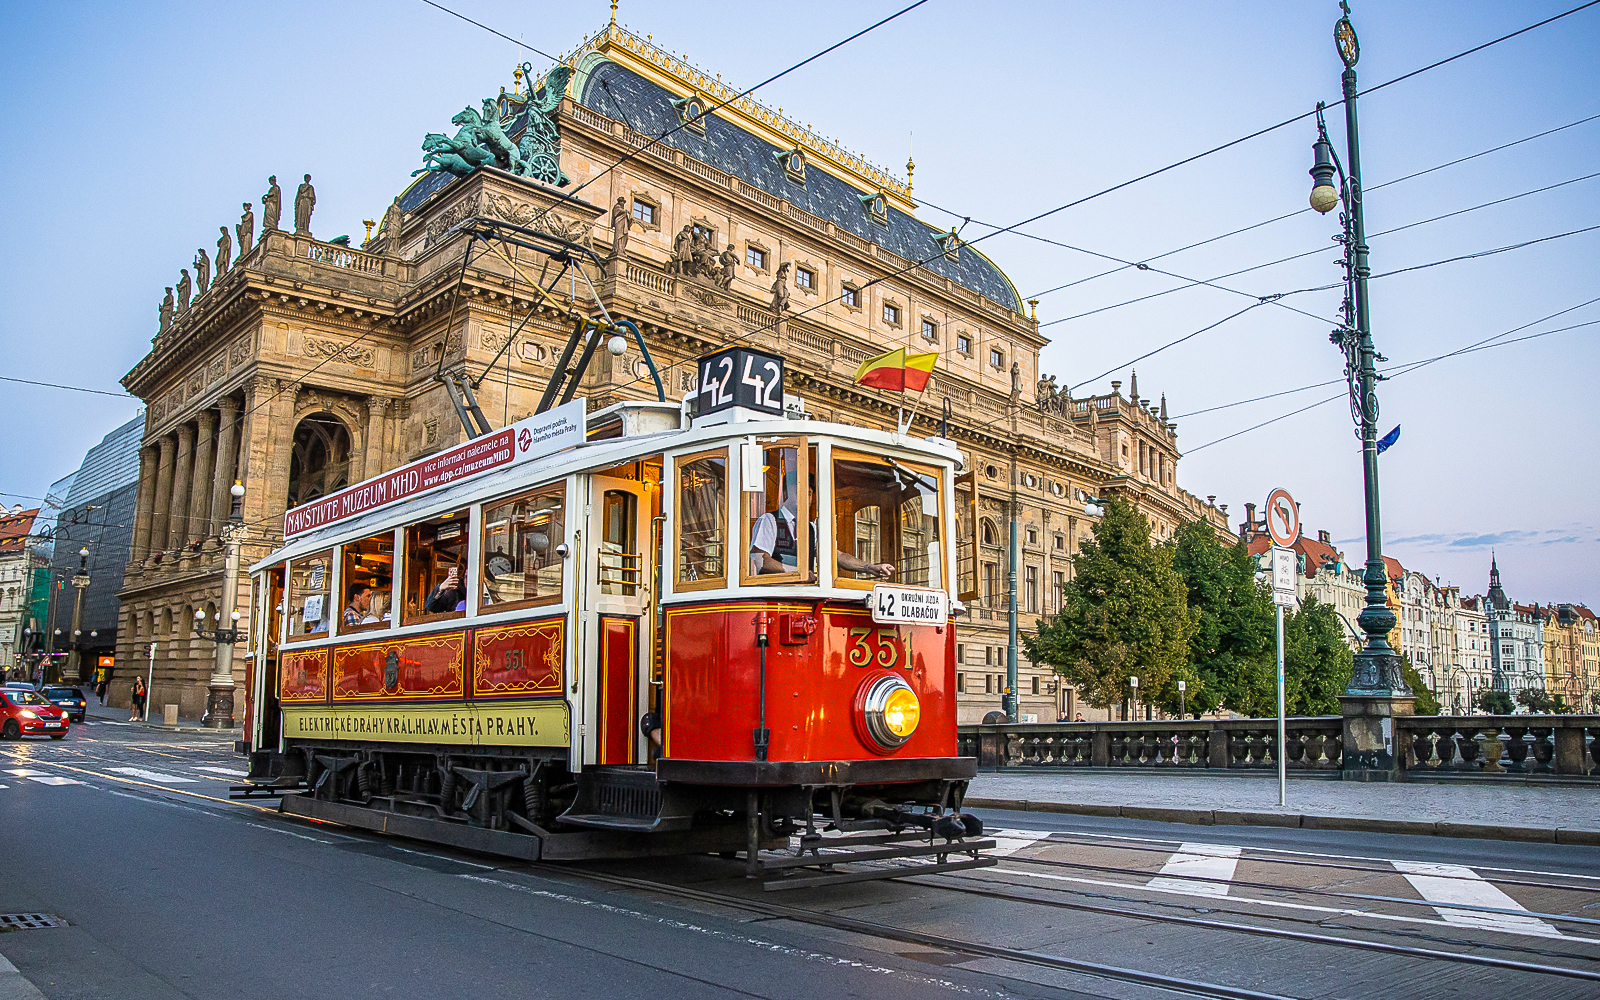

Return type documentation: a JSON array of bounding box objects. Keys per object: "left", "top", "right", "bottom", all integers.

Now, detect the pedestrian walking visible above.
[
  {"left": 129, "top": 676, "right": 147, "bottom": 722},
  {"left": 95, "top": 670, "right": 110, "bottom": 706}
]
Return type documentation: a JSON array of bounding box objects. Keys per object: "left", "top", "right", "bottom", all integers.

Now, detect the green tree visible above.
[
  {"left": 1473, "top": 689, "right": 1514, "bottom": 715},
  {"left": 1396, "top": 653, "right": 1439, "bottom": 716},
  {"left": 1282, "top": 596, "right": 1356, "bottom": 715},
  {"left": 1026, "top": 498, "right": 1195, "bottom": 713},
  {"left": 1514, "top": 688, "right": 1573, "bottom": 714},
  {"left": 1170, "top": 522, "right": 1274, "bottom": 717}
]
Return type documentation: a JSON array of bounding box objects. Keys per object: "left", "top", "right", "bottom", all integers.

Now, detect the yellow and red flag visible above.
[{"left": 854, "top": 347, "right": 938, "bottom": 392}]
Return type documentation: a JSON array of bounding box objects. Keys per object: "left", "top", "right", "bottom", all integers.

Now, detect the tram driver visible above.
[{"left": 749, "top": 468, "right": 893, "bottom": 580}]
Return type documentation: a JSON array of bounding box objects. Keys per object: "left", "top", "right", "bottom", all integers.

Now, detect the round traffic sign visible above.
[{"left": 1265, "top": 488, "right": 1300, "bottom": 548}]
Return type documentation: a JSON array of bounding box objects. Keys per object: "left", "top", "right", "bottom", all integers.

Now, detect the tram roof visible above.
[{"left": 252, "top": 411, "right": 960, "bottom": 572}]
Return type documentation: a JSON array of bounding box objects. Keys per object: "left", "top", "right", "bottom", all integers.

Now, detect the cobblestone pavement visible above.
[{"left": 968, "top": 771, "right": 1599, "bottom": 831}]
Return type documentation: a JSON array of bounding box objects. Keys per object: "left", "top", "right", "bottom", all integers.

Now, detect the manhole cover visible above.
[{"left": 0, "top": 914, "right": 64, "bottom": 931}]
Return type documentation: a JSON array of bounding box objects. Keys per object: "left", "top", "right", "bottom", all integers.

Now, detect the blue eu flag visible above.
[{"left": 1376, "top": 425, "right": 1401, "bottom": 455}]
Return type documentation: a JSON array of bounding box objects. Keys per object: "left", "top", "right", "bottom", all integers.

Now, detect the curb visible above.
[{"left": 963, "top": 797, "right": 1600, "bottom": 847}]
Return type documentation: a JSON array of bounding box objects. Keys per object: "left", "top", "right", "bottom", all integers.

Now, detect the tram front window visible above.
[
  {"left": 404, "top": 511, "right": 468, "bottom": 623},
  {"left": 832, "top": 452, "right": 943, "bottom": 589},
  {"left": 744, "top": 442, "right": 815, "bottom": 583},
  {"left": 482, "top": 484, "right": 566, "bottom": 610}
]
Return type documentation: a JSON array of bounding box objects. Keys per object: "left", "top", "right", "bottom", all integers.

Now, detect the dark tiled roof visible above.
[{"left": 572, "top": 61, "right": 1021, "bottom": 311}]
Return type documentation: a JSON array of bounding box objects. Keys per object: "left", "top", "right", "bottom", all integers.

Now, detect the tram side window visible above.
[
  {"left": 288, "top": 550, "right": 334, "bottom": 638},
  {"left": 743, "top": 440, "right": 814, "bottom": 585},
  {"left": 832, "top": 452, "right": 943, "bottom": 589},
  {"left": 403, "top": 512, "right": 468, "bottom": 623},
  {"left": 676, "top": 449, "right": 726, "bottom": 591},
  {"left": 339, "top": 533, "right": 394, "bottom": 633},
  {"left": 481, "top": 484, "right": 566, "bottom": 610}
]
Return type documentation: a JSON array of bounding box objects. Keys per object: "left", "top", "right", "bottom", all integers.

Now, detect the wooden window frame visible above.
[
  {"left": 673, "top": 447, "right": 730, "bottom": 593},
  {"left": 285, "top": 549, "right": 334, "bottom": 643},
  {"left": 479, "top": 481, "right": 568, "bottom": 615},
  {"left": 955, "top": 470, "right": 977, "bottom": 603},
  {"left": 401, "top": 512, "right": 470, "bottom": 627},
  {"left": 830, "top": 447, "right": 944, "bottom": 593},
  {"left": 739, "top": 437, "right": 811, "bottom": 588},
  {"left": 335, "top": 533, "right": 396, "bottom": 637}
]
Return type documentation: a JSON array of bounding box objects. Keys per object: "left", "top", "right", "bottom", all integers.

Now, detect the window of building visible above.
[
  {"left": 882, "top": 303, "right": 901, "bottom": 326},
  {"left": 745, "top": 246, "right": 767, "bottom": 270},
  {"left": 841, "top": 284, "right": 860, "bottom": 308},
  {"left": 631, "top": 199, "right": 655, "bottom": 226},
  {"left": 956, "top": 643, "right": 965, "bottom": 664},
  {"left": 1025, "top": 565, "right": 1038, "bottom": 613},
  {"left": 981, "top": 519, "right": 997, "bottom": 546},
  {"left": 984, "top": 674, "right": 993, "bottom": 694},
  {"left": 989, "top": 348, "right": 1004, "bottom": 369},
  {"left": 288, "top": 550, "right": 333, "bottom": 638},
  {"left": 1054, "top": 533, "right": 1065, "bottom": 551},
  {"left": 403, "top": 512, "right": 468, "bottom": 624},
  {"left": 742, "top": 440, "right": 813, "bottom": 585},
  {"left": 982, "top": 562, "right": 998, "bottom": 604},
  {"left": 921, "top": 318, "right": 938, "bottom": 342},
  {"left": 1026, "top": 527, "right": 1038, "bottom": 545},
  {"left": 676, "top": 449, "right": 727, "bottom": 591},
  {"left": 1031, "top": 675, "right": 1040, "bottom": 696},
  {"left": 957, "top": 672, "right": 966, "bottom": 694},
  {"left": 957, "top": 333, "right": 972, "bottom": 354},
  {"left": 1052, "top": 570, "right": 1064, "bottom": 610},
  {"left": 481, "top": 483, "right": 566, "bottom": 611},
  {"left": 795, "top": 266, "right": 815, "bottom": 290},
  {"left": 832, "top": 450, "right": 942, "bottom": 589},
  {"left": 338, "top": 533, "right": 394, "bottom": 634}
]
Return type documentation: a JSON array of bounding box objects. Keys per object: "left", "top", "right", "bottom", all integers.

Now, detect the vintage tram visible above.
[{"left": 238, "top": 347, "right": 988, "bottom": 886}]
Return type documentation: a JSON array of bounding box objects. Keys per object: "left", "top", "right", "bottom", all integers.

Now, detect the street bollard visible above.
[{"left": 163, "top": 704, "right": 179, "bottom": 727}]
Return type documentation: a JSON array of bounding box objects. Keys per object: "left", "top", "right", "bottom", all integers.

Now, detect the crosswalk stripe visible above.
[
  {"left": 1148, "top": 842, "right": 1243, "bottom": 897},
  {"left": 1392, "top": 860, "right": 1563, "bottom": 938},
  {"left": 107, "top": 766, "right": 197, "bottom": 784},
  {"left": 985, "top": 828, "right": 1055, "bottom": 857},
  {"left": 23, "top": 775, "right": 84, "bottom": 786}
]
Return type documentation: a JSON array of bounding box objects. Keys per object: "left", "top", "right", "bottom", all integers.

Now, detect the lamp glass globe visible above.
[{"left": 1310, "top": 184, "right": 1340, "bottom": 214}]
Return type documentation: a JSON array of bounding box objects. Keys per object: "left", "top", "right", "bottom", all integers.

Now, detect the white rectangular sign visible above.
[
  {"left": 283, "top": 399, "right": 586, "bottom": 538},
  {"left": 869, "top": 585, "right": 949, "bottom": 626},
  {"left": 1272, "top": 545, "right": 1297, "bottom": 607}
]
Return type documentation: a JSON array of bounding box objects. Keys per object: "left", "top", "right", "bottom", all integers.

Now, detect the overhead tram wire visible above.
[
  {"left": 417, "top": 0, "right": 563, "bottom": 63},
  {"left": 0, "top": 376, "right": 137, "bottom": 398},
  {"left": 597, "top": 2, "right": 1600, "bottom": 401}
]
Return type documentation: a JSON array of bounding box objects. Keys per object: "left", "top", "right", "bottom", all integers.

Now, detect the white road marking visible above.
[
  {"left": 986, "top": 828, "right": 1055, "bottom": 857},
  {"left": 23, "top": 775, "right": 85, "bottom": 786},
  {"left": 1393, "top": 860, "right": 1563, "bottom": 938},
  {"left": 1147, "top": 842, "right": 1242, "bottom": 897},
  {"left": 192, "top": 766, "right": 246, "bottom": 778},
  {"left": 107, "top": 766, "right": 197, "bottom": 784}
]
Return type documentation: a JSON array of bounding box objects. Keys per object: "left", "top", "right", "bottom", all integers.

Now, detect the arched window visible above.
[
  {"left": 288, "top": 412, "right": 352, "bottom": 509},
  {"left": 980, "top": 518, "right": 998, "bottom": 547}
]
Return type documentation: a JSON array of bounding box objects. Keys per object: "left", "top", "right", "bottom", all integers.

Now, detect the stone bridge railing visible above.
[{"left": 958, "top": 715, "right": 1599, "bottom": 778}]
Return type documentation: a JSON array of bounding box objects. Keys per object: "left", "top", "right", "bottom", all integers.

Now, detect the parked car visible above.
[
  {"left": 39, "top": 685, "right": 88, "bottom": 723},
  {"left": 0, "top": 689, "right": 70, "bottom": 739},
  {"left": 2, "top": 681, "right": 36, "bottom": 691}
]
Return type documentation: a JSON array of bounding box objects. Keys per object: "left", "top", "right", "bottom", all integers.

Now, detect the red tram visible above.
[{"left": 239, "top": 348, "right": 989, "bottom": 885}]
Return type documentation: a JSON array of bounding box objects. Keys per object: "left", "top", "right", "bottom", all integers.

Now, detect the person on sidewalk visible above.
[
  {"left": 129, "top": 676, "right": 147, "bottom": 723},
  {"left": 95, "top": 670, "right": 110, "bottom": 706}
]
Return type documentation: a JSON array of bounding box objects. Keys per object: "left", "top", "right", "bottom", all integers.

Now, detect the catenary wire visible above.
[{"left": 417, "top": 0, "right": 562, "bottom": 62}]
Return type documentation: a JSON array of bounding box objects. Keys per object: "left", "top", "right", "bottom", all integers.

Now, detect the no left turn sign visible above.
[{"left": 1265, "top": 488, "right": 1300, "bottom": 548}]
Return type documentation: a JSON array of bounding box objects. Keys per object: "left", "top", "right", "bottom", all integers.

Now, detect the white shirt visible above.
[{"left": 750, "top": 507, "right": 799, "bottom": 576}]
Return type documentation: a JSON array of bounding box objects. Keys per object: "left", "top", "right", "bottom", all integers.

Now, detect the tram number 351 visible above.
[{"left": 848, "top": 628, "right": 912, "bottom": 670}]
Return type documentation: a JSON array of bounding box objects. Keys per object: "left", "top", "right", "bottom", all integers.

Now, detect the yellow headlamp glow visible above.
[{"left": 861, "top": 675, "right": 920, "bottom": 750}]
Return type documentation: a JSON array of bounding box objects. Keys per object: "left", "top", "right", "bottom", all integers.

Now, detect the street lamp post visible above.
[
  {"left": 1310, "top": 3, "right": 1413, "bottom": 778},
  {"left": 64, "top": 547, "right": 90, "bottom": 684},
  {"left": 198, "top": 482, "right": 247, "bottom": 729},
  {"left": 1178, "top": 679, "right": 1187, "bottom": 720},
  {"left": 1128, "top": 675, "right": 1138, "bottom": 722}
]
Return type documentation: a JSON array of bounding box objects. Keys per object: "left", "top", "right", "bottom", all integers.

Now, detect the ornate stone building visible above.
[{"left": 114, "top": 20, "right": 1228, "bottom": 721}]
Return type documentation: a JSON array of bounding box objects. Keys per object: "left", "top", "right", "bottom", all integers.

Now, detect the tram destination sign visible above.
[
  {"left": 869, "top": 584, "right": 949, "bottom": 626},
  {"left": 283, "top": 399, "right": 586, "bottom": 538},
  {"left": 694, "top": 346, "right": 785, "bottom": 419}
]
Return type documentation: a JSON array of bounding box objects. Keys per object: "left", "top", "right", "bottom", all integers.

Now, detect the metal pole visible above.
[
  {"left": 65, "top": 550, "right": 89, "bottom": 684},
  {"left": 1276, "top": 603, "right": 1286, "bottom": 807},
  {"left": 1006, "top": 494, "right": 1019, "bottom": 723},
  {"left": 205, "top": 484, "right": 246, "bottom": 729},
  {"left": 145, "top": 641, "right": 156, "bottom": 722}
]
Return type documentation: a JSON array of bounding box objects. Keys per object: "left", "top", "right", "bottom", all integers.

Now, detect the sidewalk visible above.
[
  {"left": 84, "top": 702, "right": 240, "bottom": 734},
  {"left": 966, "top": 770, "right": 1600, "bottom": 845}
]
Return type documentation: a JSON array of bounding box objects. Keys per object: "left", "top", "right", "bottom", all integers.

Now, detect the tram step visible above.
[{"left": 558, "top": 767, "right": 693, "bottom": 833}]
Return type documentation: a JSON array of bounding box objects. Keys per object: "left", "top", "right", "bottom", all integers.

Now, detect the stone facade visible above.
[
  {"left": 114, "top": 21, "right": 1230, "bottom": 720},
  {"left": 1542, "top": 603, "right": 1598, "bottom": 711},
  {"left": 0, "top": 508, "right": 42, "bottom": 675}
]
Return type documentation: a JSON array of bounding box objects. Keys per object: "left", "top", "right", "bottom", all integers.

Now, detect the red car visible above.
[{"left": 0, "top": 689, "right": 70, "bottom": 739}]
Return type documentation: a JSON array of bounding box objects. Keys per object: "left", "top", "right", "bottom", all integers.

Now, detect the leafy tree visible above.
[
  {"left": 1473, "top": 689, "right": 1514, "bottom": 715},
  {"left": 1027, "top": 498, "right": 1195, "bottom": 713},
  {"left": 1170, "top": 522, "right": 1274, "bottom": 717},
  {"left": 1282, "top": 596, "right": 1356, "bottom": 715},
  {"left": 1514, "top": 688, "right": 1573, "bottom": 714},
  {"left": 1396, "top": 653, "right": 1439, "bottom": 716}
]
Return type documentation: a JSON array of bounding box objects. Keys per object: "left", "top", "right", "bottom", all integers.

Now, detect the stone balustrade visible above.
[{"left": 958, "top": 715, "right": 1599, "bottom": 778}]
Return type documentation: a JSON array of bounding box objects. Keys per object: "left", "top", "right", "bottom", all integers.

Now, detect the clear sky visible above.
[{"left": 1, "top": 1, "right": 1595, "bottom": 605}]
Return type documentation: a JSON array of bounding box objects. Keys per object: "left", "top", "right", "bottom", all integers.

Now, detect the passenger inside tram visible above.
[
  {"left": 404, "top": 512, "right": 468, "bottom": 621},
  {"left": 747, "top": 459, "right": 893, "bottom": 581}
]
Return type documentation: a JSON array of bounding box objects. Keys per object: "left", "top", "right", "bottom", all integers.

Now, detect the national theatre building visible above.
[{"left": 116, "top": 20, "right": 1228, "bottom": 723}]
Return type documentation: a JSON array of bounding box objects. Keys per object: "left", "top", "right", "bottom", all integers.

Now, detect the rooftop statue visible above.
[
  {"left": 237, "top": 202, "right": 254, "bottom": 255},
  {"left": 216, "top": 226, "right": 232, "bottom": 275},
  {"left": 294, "top": 174, "right": 316, "bottom": 236},
  {"left": 158, "top": 287, "right": 174, "bottom": 332},
  {"left": 413, "top": 67, "right": 572, "bottom": 186},
  {"left": 176, "top": 268, "right": 192, "bottom": 312},
  {"left": 194, "top": 247, "right": 211, "bottom": 296},
  {"left": 261, "top": 176, "right": 282, "bottom": 233}
]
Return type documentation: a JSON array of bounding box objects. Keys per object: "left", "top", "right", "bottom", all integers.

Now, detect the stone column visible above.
[
  {"left": 364, "top": 396, "right": 387, "bottom": 482},
  {"left": 187, "top": 410, "right": 216, "bottom": 547},
  {"left": 167, "top": 423, "right": 195, "bottom": 552},
  {"left": 208, "top": 396, "right": 242, "bottom": 536},
  {"left": 148, "top": 436, "right": 177, "bottom": 561},
  {"left": 130, "top": 445, "right": 158, "bottom": 562}
]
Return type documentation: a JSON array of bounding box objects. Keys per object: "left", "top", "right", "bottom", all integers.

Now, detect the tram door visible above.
[{"left": 586, "top": 475, "right": 652, "bottom": 766}]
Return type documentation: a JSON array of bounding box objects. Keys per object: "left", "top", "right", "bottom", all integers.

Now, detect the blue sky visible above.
[{"left": 1, "top": 1, "right": 1595, "bottom": 603}]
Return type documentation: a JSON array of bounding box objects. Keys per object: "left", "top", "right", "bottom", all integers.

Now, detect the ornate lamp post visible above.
[
  {"left": 64, "top": 547, "right": 91, "bottom": 684},
  {"left": 197, "top": 482, "right": 247, "bottom": 728},
  {"left": 1310, "top": 3, "right": 1412, "bottom": 776}
]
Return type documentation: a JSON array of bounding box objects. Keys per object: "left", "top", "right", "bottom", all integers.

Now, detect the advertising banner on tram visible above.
[{"left": 283, "top": 399, "right": 585, "bottom": 538}]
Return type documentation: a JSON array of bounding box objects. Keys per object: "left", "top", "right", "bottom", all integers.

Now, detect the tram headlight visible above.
[{"left": 860, "top": 675, "right": 920, "bottom": 750}]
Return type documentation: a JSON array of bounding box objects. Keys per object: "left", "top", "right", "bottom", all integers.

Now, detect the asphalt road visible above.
[{"left": 2, "top": 720, "right": 1598, "bottom": 1000}]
